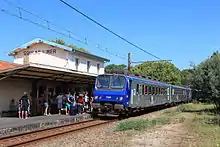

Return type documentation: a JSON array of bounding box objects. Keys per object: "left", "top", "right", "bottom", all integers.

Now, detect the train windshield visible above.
[
  {"left": 96, "top": 75, "right": 126, "bottom": 89},
  {"left": 96, "top": 75, "right": 110, "bottom": 89}
]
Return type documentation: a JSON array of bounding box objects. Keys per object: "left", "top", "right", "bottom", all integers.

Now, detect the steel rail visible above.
[{"left": 0, "top": 119, "right": 115, "bottom": 147}]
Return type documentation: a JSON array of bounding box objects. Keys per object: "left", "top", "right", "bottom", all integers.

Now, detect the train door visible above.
[
  {"left": 129, "top": 80, "right": 135, "bottom": 107},
  {"left": 130, "top": 80, "right": 139, "bottom": 107},
  {"left": 167, "top": 86, "right": 170, "bottom": 103}
]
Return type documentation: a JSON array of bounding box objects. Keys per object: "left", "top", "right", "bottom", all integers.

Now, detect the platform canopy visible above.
[{"left": 0, "top": 62, "right": 96, "bottom": 84}]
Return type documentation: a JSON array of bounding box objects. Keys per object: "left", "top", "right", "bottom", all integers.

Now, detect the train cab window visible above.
[{"left": 128, "top": 80, "right": 132, "bottom": 89}]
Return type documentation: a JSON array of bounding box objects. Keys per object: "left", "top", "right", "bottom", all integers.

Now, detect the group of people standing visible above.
[
  {"left": 15, "top": 90, "right": 93, "bottom": 119},
  {"left": 56, "top": 91, "right": 93, "bottom": 115}
]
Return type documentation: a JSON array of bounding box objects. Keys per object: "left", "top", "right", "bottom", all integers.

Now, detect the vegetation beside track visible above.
[
  {"left": 179, "top": 103, "right": 220, "bottom": 147},
  {"left": 115, "top": 103, "right": 220, "bottom": 147},
  {"left": 115, "top": 107, "right": 184, "bottom": 131}
]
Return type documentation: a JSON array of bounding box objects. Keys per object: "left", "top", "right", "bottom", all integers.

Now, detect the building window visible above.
[
  {"left": 87, "top": 61, "right": 90, "bottom": 72},
  {"left": 97, "top": 63, "right": 100, "bottom": 74},
  {"left": 75, "top": 58, "right": 79, "bottom": 70}
]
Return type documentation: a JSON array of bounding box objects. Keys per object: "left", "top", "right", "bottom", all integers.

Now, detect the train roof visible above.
[
  {"left": 128, "top": 76, "right": 170, "bottom": 87},
  {"left": 98, "top": 73, "right": 191, "bottom": 90},
  {"left": 171, "top": 85, "right": 187, "bottom": 89},
  {"left": 99, "top": 73, "right": 170, "bottom": 87}
]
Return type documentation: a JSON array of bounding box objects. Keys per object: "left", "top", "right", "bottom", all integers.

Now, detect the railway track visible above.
[{"left": 0, "top": 119, "right": 114, "bottom": 147}]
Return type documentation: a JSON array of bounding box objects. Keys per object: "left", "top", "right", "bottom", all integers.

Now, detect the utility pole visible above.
[{"left": 128, "top": 52, "right": 131, "bottom": 71}]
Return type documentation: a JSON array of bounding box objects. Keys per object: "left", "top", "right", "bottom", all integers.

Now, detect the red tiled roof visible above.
[{"left": 0, "top": 60, "right": 23, "bottom": 71}]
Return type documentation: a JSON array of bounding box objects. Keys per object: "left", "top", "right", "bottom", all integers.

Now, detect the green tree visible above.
[
  {"left": 181, "top": 69, "right": 195, "bottom": 87},
  {"left": 191, "top": 51, "right": 220, "bottom": 110},
  {"left": 105, "top": 64, "right": 127, "bottom": 73},
  {"left": 50, "top": 39, "right": 66, "bottom": 45},
  {"left": 50, "top": 39, "right": 90, "bottom": 53},
  {"left": 131, "top": 62, "right": 182, "bottom": 85}
]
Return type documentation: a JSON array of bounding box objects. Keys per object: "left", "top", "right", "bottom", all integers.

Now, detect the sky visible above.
[{"left": 0, "top": 0, "right": 220, "bottom": 70}]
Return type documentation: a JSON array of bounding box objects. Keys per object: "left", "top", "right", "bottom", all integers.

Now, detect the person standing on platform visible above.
[
  {"left": 77, "top": 92, "right": 85, "bottom": 114},
  {"left": 65, "top": 93, "right": 72, "bottom": 115},
  {"left": 44, "top": 94, "right": 49, "bottom": 116},
  {"left": 20, "top": 92, "right": 30, "bottom": 119},
  {"left": 47, "top": 95, "right": 52, "bottom": 115},
  {"left": 88, "top": 93, "right": 93, "bottom": 112},
  {"left": 84, "top": 91, "right": 89, "bottom": 112},
  {"left": 70, "top": 92, "right": 77, "bottom": 115},
  {"left": 18, "top": 98, "right": 21, "bottom": 118},
  {"left": 56, "top": 93, "right": 63, "bottom": 115}
]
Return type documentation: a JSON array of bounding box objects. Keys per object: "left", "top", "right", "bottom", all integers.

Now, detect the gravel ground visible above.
[
  {"left": 26, "top": 107, "right": 179, "bottom": 147},
  {"left": 130, "top": 122, "right": 196, "bottom": 147},
  {"left": 28, "top": 122, "right": 132, "bottom": 147}
]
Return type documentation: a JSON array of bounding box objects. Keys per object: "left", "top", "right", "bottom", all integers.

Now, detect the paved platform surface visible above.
[{"left": 0, "top": 114, "right": 92, "bottom": 138}]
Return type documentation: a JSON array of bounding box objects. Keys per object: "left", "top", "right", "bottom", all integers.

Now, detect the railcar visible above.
[{"left": 92, "top": 73, "right": 191, "bottom": 117}]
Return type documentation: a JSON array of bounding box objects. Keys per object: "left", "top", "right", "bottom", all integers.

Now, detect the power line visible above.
[
  {"left": 59, "top": 0, "right": 161, "bottom": 60},
  {"left": 1, "top": 0, "right": 126, "bottom": 60},
  {"left": 132, "top": 60, "right": 172, "bottom": 64}
]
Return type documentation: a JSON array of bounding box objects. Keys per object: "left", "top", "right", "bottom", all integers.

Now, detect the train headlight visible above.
[
  {"left": 95, "top": 96, "right": 98, "bottom": 99},
  {"left": 119, "top": 97, "right": 123, "bottom": 101}
]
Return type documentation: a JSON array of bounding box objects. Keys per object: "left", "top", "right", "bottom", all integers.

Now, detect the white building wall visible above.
[
  {"left": 14, "top": 52, "right": 24, "bottom": 65},
  {"left": 13, "top": 43, "right": 105, "bottom": 74},
  {"left": 0, "top": 79, "right": 31, "bottom": 112}
]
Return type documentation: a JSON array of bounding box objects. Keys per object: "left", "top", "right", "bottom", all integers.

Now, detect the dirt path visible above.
[{"left": 129, "top": 114, "right": 196, "bottom": 147}]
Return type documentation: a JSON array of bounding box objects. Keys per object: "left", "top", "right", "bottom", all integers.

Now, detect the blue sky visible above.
[{"left": 1, "top": 0, "right": 220, "bottom": 70}]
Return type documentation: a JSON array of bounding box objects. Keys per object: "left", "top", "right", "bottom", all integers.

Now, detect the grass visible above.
[
  {"left": 178, "top": 103, "right": 214, "bottom": 112},
  {"left": 179, "top": 103, "right": 220, "bottom": 147},
  {"left": 188, "top": 114, "right": 220, "bottom": 147},
  {"left": 115, "top": 117, "right": 171, "bottom": 131},
  {"left": 115, "top": 103, "right": 220, "bottom": 146},
  {"left": 115, "top": 108, "right": 184, "bottom": 132}
]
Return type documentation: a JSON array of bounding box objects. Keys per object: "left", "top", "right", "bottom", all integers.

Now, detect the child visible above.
[{"left": 18, "top": 99, "right": 21, "bottom": 118}]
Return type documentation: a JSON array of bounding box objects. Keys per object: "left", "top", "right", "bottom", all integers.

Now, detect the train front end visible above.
[{"left": 92, "top": 74, "right": 130, "bottom": 117}]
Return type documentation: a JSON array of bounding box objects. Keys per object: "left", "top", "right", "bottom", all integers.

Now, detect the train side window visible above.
[
  {"left": 162, "top": 88, "right": 165, "bottom": 95},
  {"left": 139, "top": 84, "right": 142, "bottom": 95},
  {"left": 136, "top": 84, "right": 139, "bottom": 95},
  {"left": 145, "top": 85, "right": 148, "bottom": 95},
  {"left": 172, "top": 89, "right": 175, "bottom": 95},
  {"left": 149, "top": 86, "right": 152, "bottom": 95},
  {"left": 142, "top": 85, "right": 145, "bottom": 95},
  {"left": 152, "top": 87, "right": 155, "bottom": 95},
  {"left": 158, "top": 87, "right": 161, "bottom": 95}
]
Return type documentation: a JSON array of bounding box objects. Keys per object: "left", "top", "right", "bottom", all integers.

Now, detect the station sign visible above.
[{"left": 23, "top": 48, "right": 56, "bottom": 56}]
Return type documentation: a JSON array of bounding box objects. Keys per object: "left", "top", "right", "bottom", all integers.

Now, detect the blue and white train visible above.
[{"left": 92, "top": 73, "right": 192, "bottom": 117}]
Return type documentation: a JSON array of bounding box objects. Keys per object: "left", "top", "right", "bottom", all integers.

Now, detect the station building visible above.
[{"left": 0, "top": 38, "right": 109, "bottom": 115}]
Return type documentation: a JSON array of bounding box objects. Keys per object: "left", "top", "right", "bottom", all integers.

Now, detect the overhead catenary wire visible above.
[
  {"left": 59, "top": 0, "right": 161, "bottom": 60},
  {"left": 1, "top": 0, "right": 126, "bottom": 60}
]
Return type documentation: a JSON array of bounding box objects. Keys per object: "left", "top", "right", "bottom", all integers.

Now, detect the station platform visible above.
[{"left": 0, "top": 114, "right": 92, "bottom": 138}]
